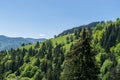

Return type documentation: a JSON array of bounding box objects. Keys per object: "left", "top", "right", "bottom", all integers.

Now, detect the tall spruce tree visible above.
[{"left": 61, "top": 28, "right": 99, "bottom": 80}]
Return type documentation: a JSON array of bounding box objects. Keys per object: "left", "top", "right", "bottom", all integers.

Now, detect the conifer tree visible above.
[
  {"left": 74, "top": 29, "right": 79, "bottom": 39},
  {"left": 61, "top": 28, "right": 99, "bottom": 80},
  {"left": 35, "top": 41, "right": 40, "bottom": 48}
]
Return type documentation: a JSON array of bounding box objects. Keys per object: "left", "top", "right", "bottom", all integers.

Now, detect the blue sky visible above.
[{"left": 0, "top": 0, "right": 120, "bottom": 39}]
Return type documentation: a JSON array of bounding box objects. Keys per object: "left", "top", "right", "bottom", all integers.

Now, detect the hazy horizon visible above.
[{"left": 0, "top": 0, "right": 120, "bottom": 38}]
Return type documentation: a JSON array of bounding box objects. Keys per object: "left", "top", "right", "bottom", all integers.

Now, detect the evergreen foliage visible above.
[
  {"left": 61, "top": 28, "right": 99, "bottom": 80},
  {"left": 0, "top": 18, "right": 120, "bottom": 80}
]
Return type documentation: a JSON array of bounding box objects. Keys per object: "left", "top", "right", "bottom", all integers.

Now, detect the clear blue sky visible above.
[{"left": 0, "top": 0, "right": 120, "bottom": 39}]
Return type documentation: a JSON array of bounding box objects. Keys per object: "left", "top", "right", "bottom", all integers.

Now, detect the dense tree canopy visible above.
[{"left": 0, "top": 18, "right": 120, "bottom": 80}]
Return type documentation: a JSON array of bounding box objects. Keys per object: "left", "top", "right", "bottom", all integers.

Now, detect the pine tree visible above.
[
  {"left": 74, "top": 29, "right": 79, "bottom": 39},
  {"left": 66, "top": 37, "right": 70, "bottom": 44},
  {"left": 35, "top": 41, "right": 40, "bottom": 48},
  {"left": 61, "top": 28, "right": 99, "bottom": 80},
  {"left": 34, "top": 58, "right": 40, "bottom": 67}
]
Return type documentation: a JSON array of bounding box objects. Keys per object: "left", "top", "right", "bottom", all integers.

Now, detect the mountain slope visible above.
[
  {"left": 1, "top": 18, "right": 120, "bottom": 80},
  {"left": 0, "top": 35, "right": 46, "bottom": 50},
  {"left": 58, "top": 21, "right": 104, "bottom": 37}
]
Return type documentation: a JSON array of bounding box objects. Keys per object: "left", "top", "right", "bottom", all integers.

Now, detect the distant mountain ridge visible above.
[
  {"left": 58, "top": 21, "right": 104, "bottom": 36},
  {"left": 0, "top": 35, "right": 46, "bottom": 50}
]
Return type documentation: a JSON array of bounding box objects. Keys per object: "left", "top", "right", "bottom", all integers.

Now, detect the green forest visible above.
[{"left": 0, "top": 18, "right": 120, "bottom": 80}]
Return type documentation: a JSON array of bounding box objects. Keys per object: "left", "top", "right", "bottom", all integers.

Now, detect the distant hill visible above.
[
  {"left": 58, "top": 21, "right": 104, "bottom": 36},
  {"left": 0, "top": 35, "right": 46, "bottom": 50}
]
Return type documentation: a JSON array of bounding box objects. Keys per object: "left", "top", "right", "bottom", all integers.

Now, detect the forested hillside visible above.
[
  {"left": 58, "top": 21, "right": 104, "bottom": 37},
  {"left": 0, "top": 18, "right": 120, "bottom": 80}
]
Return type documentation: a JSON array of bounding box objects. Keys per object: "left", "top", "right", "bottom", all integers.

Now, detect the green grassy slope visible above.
[{"left": 0, "top": 32, "right": 78, "bottom": 80}]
